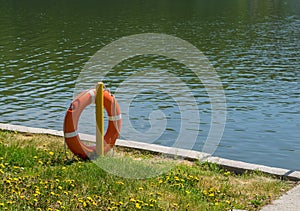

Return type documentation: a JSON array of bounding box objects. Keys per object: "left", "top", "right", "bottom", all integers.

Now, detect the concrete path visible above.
[{"left": 260, "top": 183, "right": 300, "bottom": 211}]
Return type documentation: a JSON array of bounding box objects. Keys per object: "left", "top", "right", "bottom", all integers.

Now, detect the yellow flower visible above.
[
  {"left": 224, "top": 171, "right": 231, "bottom": 176},
  {"left": 209, "top": 193, "right": 214, "bottom": 197},
  {"left": 149, "top": 199, "right": 157, "bottom": 203},
  {"left": 129, "top": 198, "right": 136, "bottom": 202},
  {"left": 61, "top": 167, "right": 66, "bottom": 170},
  {"left": 202, "top": 190, "right": 208, "bottom": 195},
  {"left": 57, "top": 200, "right": 62, "bottom": 205},
  {"left": 0, "top": 203, "right": 4, "bottom": 206},
  {"left": 115, "top": 181, "right": 124, "bottom": 185},
  {"left": 226, "top": 200, "right": 231, "bottom": 204},
  {"left": 185, "top": 190, "right": 191, "bottom": 194},
  {"left": 58, "top": 186, "right": 62, "bottom": 190},
  {"left": 135, "top": 203, "right": 141, "bottom": 209},
  {"left": 49, "top": 151, "right": 54, "bottom": 156},
  {"left": 138, "top": 187, "right": 143, "bottom": 191}
]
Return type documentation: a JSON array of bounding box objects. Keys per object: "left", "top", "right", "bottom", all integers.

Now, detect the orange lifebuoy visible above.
[{"left": 63, "top": 89, "right": 122, "bottom": 160}]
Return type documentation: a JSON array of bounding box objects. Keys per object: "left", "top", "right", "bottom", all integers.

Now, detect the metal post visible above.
[{"left": 96, "top": 82, "right": 104, "bottom": 156}]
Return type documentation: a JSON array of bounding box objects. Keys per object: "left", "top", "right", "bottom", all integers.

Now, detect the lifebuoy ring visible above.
[{"left": 63, "top": 89, "right": 122, "bottom": 160}]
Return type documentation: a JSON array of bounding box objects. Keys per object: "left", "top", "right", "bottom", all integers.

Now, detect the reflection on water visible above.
[{"left": 0, "top": 0, "right": 299, "bottom": 170}]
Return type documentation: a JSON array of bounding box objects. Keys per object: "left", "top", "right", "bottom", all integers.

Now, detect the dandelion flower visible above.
[
  {"left": 115, "top": 181, "right": 124, "bottom": 185},
  {"left": 129, "top": 198, "right": 136, "bottom": 202},
  {"left": 135, "top": 203, "right": 141, "bottom": 209}
]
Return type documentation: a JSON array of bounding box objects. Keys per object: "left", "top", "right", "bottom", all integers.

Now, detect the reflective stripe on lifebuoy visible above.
[{"left": 63, "top": 89, "right": 122, "bottom": 160}]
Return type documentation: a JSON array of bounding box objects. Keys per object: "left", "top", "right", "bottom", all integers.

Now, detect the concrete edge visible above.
[{"left": 1, "top": 123, "right": 299, "bottom": 181}]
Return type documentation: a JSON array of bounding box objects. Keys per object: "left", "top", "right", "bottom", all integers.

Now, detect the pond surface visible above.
[{"left": 0, "top": 0, "right": 299, "bottom": 170}]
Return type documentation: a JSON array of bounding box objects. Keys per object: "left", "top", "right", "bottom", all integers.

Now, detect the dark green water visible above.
[{"left": 0, "top": 0, "right": 299, "bottom": 170}]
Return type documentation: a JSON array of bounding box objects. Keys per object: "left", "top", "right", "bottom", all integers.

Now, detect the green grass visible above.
[{"left": 0, "top": 130, "right": 297, "bottom": 210}]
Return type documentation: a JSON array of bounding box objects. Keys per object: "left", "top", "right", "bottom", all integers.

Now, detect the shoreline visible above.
[{"left": 1, "top": 123, "right": 299, "bottom": 181}]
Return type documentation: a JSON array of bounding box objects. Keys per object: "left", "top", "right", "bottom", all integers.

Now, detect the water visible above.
[{"left": 0, "top": 0, "right": 299, "bottom": 170}]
